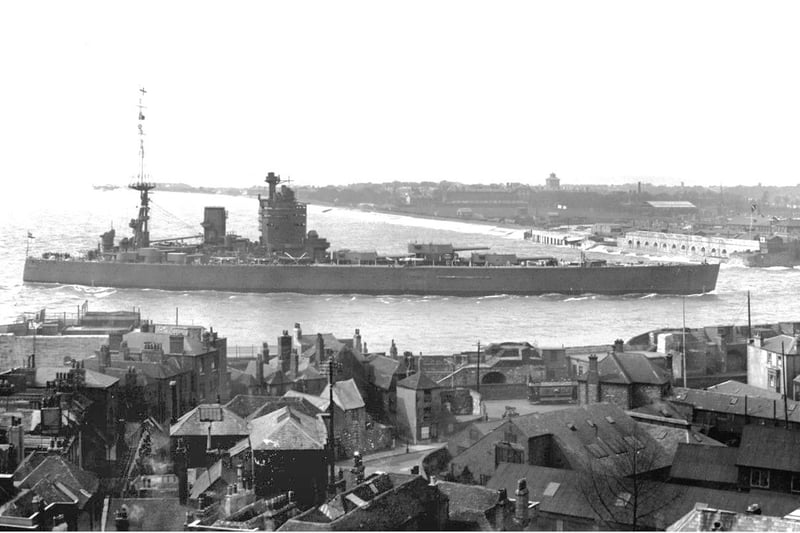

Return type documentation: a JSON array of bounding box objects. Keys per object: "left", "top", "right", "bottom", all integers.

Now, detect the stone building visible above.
[
  {"left": 395, "top": 371, "right": 444, "bottom": 444},
  {"left": 577, "top": 348, "right": 672, "bottom": 410}
]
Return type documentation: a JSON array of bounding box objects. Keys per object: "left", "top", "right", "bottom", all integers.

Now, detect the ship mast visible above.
[{"left": 129, "top": 87, "right": 156, "bottom": 249}]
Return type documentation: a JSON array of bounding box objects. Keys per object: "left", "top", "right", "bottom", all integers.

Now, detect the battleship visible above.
[{"left": 23, "top": 92, "right": 720, "bottom": 296}]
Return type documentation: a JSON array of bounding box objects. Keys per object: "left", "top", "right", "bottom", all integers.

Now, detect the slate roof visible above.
[
  {"left": 283, "top": 390, "right": 331, "bottom": 413},
  {"left": 436, "top": 481, "right": 502, "bottom": 525},
  {"left": 124, "top": 330, "right": 209, "bottom": 355},
  {"left": 706, "top": 380, "right": 784, "bottom": 400},
  {"left": 761, "top": 334, "right": 800, "bottom": 355},
  {"left": 189, "top": 458, "right": 236, "bottom": 500},
  {"left": 669, "top": 443, "right": 739, "bottom": 484},
  {"left": 248, "top": 406, "right": 326, "bottom": 450},
  {"left": 225, "top": 395, "right": 281, "bottom": 418},
  {"left": 671, "top": 387, "right": 800, "bottom": 424},
  {"left": 320, "top": 379, "right": 365, "bottom": 411},
  {"left": 668, "top": 504, "right": 800, "bottom": 532},
  {"left": 643, "top": 423, "right": 724, "bottom": 463},
  {"left": 18, "top": 455, "right": 99, "bottom": 510},
  {"left": 105, "top": 498, "right": 191, "bottom": 531},
  {"left": 228, "top": 367, "right": 256, "bottom": 389},
  {"left": 489, "top": 463, "right": 800, "bottom": 530},
  {"left": 22, "top": 366, "right": 120, "bottom": 389},
  {"left": 170, "top": 404, "right": 249, "bottom": 437},
  {"left": 248, "top": 396, "right": 323, "bottom": 419},
  {"left": 737, "top": 424, "right": 800, "bottom": 472},
  {"left": 508, "top": 403, "right": 672, "bottom": 474},
  {"left": 397, "top": 371, "right": 440, "bottom": 390},
  {"left": 448, "top": 419, "right": 505, "bottom": 454},
  {"left": 366, "top": 355, "right": 401, "bottom": 390},
  {"left": 297, "top": 366, "right": 324, "bottom": 381},
  {"left": 281, "top": 473, "right": 433, "bottom": 531},
  {"left": 576, "top": 351, "right": 670, "bottom": 385}
]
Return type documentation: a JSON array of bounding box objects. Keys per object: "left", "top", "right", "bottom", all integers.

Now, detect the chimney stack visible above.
[
  {"left": 390, "top": 340, "right": 398, "bottom": 360},
  {"left": 354, "top": 329, "right": 362, "bottom": 353},
  {"left": 515, "top": 478, "right": 529, "bottom": 523},
  {"left": 316, "top": 333, "right": 325, "bottom": 368},
  {"left": 586, "top": 353, "right": 600, "bottom": 404},
  {"left": 613, "top": 339, "right": 624, "bottom": 353},
  {"left": 293, "top": 323, "right": 303, "bottom": 351},
  {"left": 279, "top": 331, "right": 292, "bottom": 375},
  {"left": 665, "top": 352, "right": 674, "bottom": 386}
]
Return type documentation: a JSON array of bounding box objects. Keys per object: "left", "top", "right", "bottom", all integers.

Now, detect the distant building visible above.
[
  {"left": 545, "top": 172, "right": 560, "bottom": 191},
  {"left": 747, "top": 335, "right": 800, "bottom": 398},
  {"left": 395, "top": 372, "right": 444, "bottom": 444}
]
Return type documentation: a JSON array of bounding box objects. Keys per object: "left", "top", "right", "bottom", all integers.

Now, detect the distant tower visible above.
[
  {"left": 545, "top": 173, "right": 560, "bottom": 191},
  {"left": 129, "top": 87, "right": 156, "bottom": 249}
]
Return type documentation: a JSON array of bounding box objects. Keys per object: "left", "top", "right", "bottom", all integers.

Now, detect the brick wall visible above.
[
  {"left": 600, "top": 383, "right": 631, "bottom": 410},
  {"left": 0, "top": 334, "right": 106, "bottom": 369},
  {"left": 632, "top": 384, "right": 667, "bottom": 408}
]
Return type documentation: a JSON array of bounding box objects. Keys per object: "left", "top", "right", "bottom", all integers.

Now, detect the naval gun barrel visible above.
[
  {"left": 453, "top": 246, "right": 490, "bottom": 251},
  {"left": 148, "top": 234, "right": 204, "bottom": 244}
]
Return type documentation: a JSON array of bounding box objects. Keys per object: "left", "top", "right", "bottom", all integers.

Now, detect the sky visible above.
[{"left": 2, "top": 1, "right": 799, "bottom": 192}]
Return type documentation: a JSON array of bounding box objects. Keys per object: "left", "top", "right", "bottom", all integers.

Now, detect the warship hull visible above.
[{"left": 23, "top": 257, "right": 720, "bottom": 296}]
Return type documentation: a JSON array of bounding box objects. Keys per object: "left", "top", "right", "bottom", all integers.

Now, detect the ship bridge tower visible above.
[{"left": 129, "top": 87, "right": 155, "bottom": 249}]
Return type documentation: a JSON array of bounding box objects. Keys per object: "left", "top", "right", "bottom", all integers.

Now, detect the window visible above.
[
  {"left": 423, "top": 390, "right": 432, "bottom": 403},
  {"left": 767, "top": 353, "right": 772, "bottom": 365},
  {"left": 420, "top": 426, "right": 430, "bottom": 440},
  {"left": 751, "top": 469, "right": 770, "bottom": 488},
  {"left": 769, "top": 369, "right": 781, "bottom": 393},
  {"left": 422, "top": 406, "right": 432, "bottom": 420},
  {"left": 496, "top": 444, "right": 524, "bottom": 465}
]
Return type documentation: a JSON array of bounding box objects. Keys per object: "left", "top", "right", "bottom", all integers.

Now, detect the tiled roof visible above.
[
  {"left": 669, "top": 443, "right": 739, "bottom": 484},
  {"left": 705, "top": 380, "right": 784, "bottom": 400},
  {"left": 320, "top": 379, "right": 365, "bottom": 411},
  {"left": 248, "top": 406, "right": 326, "bottom": 450},
  {"left": 170, "top": 404, "right": 249, "bottom": 437},
  {"left": 397, "top": 371, "right": 440, "bottom": 390},
  {"left": 737, "top": 425, "right": 800, "bottom": 472},
  {"left": 247, "top": 396, "right": 324, "bottom": 420}
]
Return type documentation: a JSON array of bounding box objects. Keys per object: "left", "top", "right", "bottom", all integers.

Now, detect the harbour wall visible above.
[
  {"left": 0, "top": 334, "right": 106, "bottom": 369},
  {"left": 618, "top": 231, "right": 758, "bottom": 259}
]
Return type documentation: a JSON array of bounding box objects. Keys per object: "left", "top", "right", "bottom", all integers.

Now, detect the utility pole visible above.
[
  {"left": 476, "top": 341, "right": 481, "bottom": 394},
  {"left": 747, "top": 291, "right": 751, "bottom": 341},
  {"left": 682, "top": 297, "right": 687, "bottom": 388},
  {"left": 325, "top": 356, "right": 341, "bottom": 497}
]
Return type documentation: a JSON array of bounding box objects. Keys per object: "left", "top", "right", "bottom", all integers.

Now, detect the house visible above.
[
  {"left": 103, "top": 497, "right": 191, "bottom": 531},
  {"left": 278, "top": 473, "right": 449, "bottom": 531},
  {"left": 0, "top": 361, "right": 121, "bottom": 475},
  {"left": 577, "top": 346, "right": 672, "bottom": 410},
  {"left": 249, "top": 406, "right": 328, "bottom": 507},
  {"left": 0, "top": 454, "right": 101, "bottom": 531},
  {"left": 669, "top": 387, "right": 800, "bottom": 443},
  {"left": 737, "top": 424, "right": 800, "bottom": 494},
  {"left": 747, "top": 335, "right": 800, "bottom": 398},
  {"left": 123, "top": 323, "right": 230, "bottom": 404},
  {"left": 395, "top": 371, "right": 445, "bottom": 444},
  {"left": 488, "top": 463, "right": 800, "bottom": 531},
  {"left": 667, "top": 503, "right": 800, "bottom": 532},
  {"left": 319, "top": 379, "right": 367, "bottom": 457},
  {"left": 170, "top": 403, "right": 250, "bottom": 468},
  {"left": 449, "top": 403, "right": 671, "bottom": 485}
]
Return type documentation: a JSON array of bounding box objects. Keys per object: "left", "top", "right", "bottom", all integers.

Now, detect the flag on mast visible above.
[{"left": 27, "top": 232, "right": 34, "bottom": 239}]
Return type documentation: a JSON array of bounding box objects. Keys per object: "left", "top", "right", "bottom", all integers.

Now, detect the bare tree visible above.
[{"left": 578, "top": 426, "right": 676, "bottom": 531}]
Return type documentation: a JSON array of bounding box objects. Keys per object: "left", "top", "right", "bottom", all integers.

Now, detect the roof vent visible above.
[
  {"left": 566, "top": 422, "right": 577, "bottom": 431},
  {"left": 605, "top": 416, "right": 615, "bottom": 424},
  {"left": 586, "top": 420, "right": 596, "bottom": 428}
]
